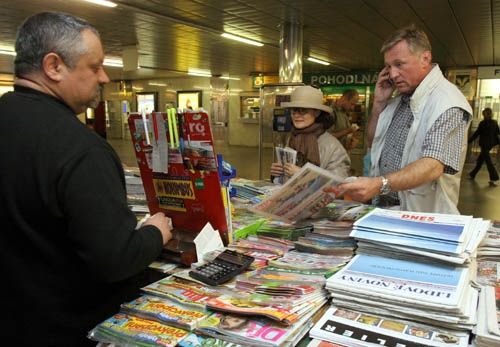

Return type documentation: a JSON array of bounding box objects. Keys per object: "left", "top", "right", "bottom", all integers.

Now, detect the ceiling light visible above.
[
  {"left": 221, "top": 33, "right": 263, "bottom": 47},
  {"left": 103, "top": 57, "right": 123, "bottom": 67},
  {"left": 219, "top": 76, "right": 240, "bottom": 81},
  {"left": 307, "top": 57, "right": 330, "bottom": 66},
  {"left": 148, "top": 82, "right": 167, "bottom": 86},
  {"left": 188, "top": 68, "right": 212, "bottom": 77},
  {"left": 84, "top": 0, "right": 117, "bottom": 8},
  {"left": 0, "top": 49, "right": 16, "bottom": 56}
]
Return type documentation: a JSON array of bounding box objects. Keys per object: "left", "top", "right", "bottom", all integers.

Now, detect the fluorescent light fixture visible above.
[
  {"left": 0, "top": 49, "right": 16, "bottom": 56},
  {"left": 219, "top": 76, "right": 240, "bottom": 81},
  {"left": 221, "top": 33, "right": 263, "bottom": 47},
  {"left": 307, "top": 56, "right": 330, "bottom": 66},
  {"left": 148, "top": 82, "right": 167, "bottom": 87},
  {"left": 188, "top": 68, "right": 212, "bottom": 77},
  {"left": 84, "top": 0, "right": 117, "bottom": 8},
  {"left": 103, "top": 57, "right": 123, "bottom": 67}
]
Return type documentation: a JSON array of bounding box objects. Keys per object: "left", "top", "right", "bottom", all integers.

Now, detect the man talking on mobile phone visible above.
[{"left": 337, "top": 25, "right": 472, "bottom": 214}]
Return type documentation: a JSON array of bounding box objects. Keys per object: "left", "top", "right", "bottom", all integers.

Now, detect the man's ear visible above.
[
  {"left": 421, "top": 50, "right": 432, "bottom": 66},
  {"left": 42, "top": 52, "right": 65, "bottom": 82}
]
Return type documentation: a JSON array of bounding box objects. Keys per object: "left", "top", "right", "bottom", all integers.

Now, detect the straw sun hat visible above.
[{"left": 281, "top": 86, "right": 332, "bottom": 114}]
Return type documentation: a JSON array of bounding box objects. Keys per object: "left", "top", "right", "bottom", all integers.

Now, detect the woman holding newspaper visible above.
[{"left": 270, "top": 86, "right": 350, "bottom": 183}]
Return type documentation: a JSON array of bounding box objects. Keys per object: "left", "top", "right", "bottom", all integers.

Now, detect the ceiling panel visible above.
[{"left": 0, "top": 0, "right": 497, "bottom": 80}]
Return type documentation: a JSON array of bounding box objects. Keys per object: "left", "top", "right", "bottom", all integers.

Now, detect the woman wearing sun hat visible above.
[{"left": 270, "top": 85, "right": 351, "bottom": 182}]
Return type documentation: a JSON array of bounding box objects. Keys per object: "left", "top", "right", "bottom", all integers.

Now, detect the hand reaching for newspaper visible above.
[
  {"left": 336, "top": 176, "right": 382, "bottom": 202},
  {"left": 142, "top": 212, "right": 173, "bottom": 245}
]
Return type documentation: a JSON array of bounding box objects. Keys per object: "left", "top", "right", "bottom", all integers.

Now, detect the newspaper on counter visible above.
[
  {"left": 474, "top": 285, "right": 500, "bottom": 346},
  {"left": 326, "top": 254, "right": 471, "bottom": 310},
  {"left": 251, "top": 163, "right": 346, "bottom": 222},
  {"left": 310, "top": 305, "right": 470, "bottom": 347}
]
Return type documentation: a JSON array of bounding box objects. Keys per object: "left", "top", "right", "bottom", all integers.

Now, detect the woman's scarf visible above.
[{"left": 288, "top": 122, "right": 325, "bottom": 166}]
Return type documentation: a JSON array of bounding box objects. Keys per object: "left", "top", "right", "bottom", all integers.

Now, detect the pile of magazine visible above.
[
  {"left": 124, "top": 168, "right": 149, "bottom": 216},
  {"left": 351, "top": 208, "right": 489, "bottom": 265},
  {"left": 256, "top": 220, "right": 313, "bottom": 241}
]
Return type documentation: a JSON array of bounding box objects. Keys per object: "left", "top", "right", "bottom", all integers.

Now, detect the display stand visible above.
[{"left": 128, "top": 110, "right": 228, "bottom": 264}]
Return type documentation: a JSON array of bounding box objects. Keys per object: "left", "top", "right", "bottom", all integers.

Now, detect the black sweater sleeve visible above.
[{"left": 57, "top": 145, "right": 163, "bottom": 283}]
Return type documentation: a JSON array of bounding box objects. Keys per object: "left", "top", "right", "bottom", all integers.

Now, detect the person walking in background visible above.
[
  {"left": 468, "top": 107, "right": 500, "bottom": 186},
  {"left": 0, "top": 12, "right": 172, "bottom": 346},
  {"left": 270, "top": 86, "right": 351, "bottom": 182},
  {"left": 329, "top": 89, "right": 360, "bottom": 151}
]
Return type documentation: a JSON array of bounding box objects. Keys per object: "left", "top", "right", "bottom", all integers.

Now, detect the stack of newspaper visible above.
[
  {"left": 477, "top": 220, "right": 500, "bottom": 260},
  {"left": 310, "top": 304, "right": 470, "bottom": 347},
  {"left": 325, "top": 254, "right": 478, "bottom": 330},
  {"left": 351, "top": 208, "right": 489, "bottom": 265},
  {"left": 474, "top": 286, "right": 500, "bottom": 346}
]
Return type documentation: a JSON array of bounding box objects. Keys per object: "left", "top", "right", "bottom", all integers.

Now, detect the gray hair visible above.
[
  {"left": 380, "top": 25, "right": 431, "bottom": 55},
  {"left": 14, "top": 12, "right": 99, "bottom": 76}
]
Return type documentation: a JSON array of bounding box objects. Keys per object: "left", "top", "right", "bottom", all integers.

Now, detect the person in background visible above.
[
  {"left": 468, "top": 107, "right": 500, "bottom": 186},
  {"left": 0, "top": 12, "right": 172, "bottom": 346},
  {"left": 338, "top": 25, "right": 472, "bottom": 213},
  {"left": 270, "top": 86, "right": 350, "bottom": 182},
  {"left": 329, "top": 89, "right": 360, "bottom": 151}
]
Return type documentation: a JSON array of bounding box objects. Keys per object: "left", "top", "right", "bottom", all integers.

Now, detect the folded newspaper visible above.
[{"left": 252, "top": 163, "right": 346, "bottom": 222}]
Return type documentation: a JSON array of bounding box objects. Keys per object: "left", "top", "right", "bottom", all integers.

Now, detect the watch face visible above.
[{"left": 380, "top": 177, "right": 391, "bottom": 195}]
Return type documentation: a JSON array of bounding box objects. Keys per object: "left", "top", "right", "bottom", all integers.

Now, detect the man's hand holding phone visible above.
[{"left": 374, "top": 67, "right": 395, "bottom": 106}]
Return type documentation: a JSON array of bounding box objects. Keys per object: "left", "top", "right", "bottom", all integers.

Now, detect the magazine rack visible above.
[{"left": 128, "top": 111, "right": 228, "bottom": 263}]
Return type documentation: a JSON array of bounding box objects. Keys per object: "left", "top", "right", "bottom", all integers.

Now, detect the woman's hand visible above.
[
  {"left": 283, "top": 163, "right": 300, "bottom": 177},
  {"left": 270, "top": 162, "right": 285, "bottom": 177}
]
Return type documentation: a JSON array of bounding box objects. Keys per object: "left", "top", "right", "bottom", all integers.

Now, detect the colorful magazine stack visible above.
[
  {"left": 120, "top": 295, "right": 209, "bottom": 330},
  {"left": 88, "top": 313, "right": 189, "bottom": 347},
  {"left": 195, "top": 310, "right": 316, "bottom": 347},
  {"left": 351, "top": 208, "right": 489, "bottom": 264}
]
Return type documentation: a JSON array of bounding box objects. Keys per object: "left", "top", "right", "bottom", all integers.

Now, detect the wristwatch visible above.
[{"left": 379, "top": 176, "right": 391, "bottom": 195}]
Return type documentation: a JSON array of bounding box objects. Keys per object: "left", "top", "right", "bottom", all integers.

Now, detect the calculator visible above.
[{"left": 189, "top": 249, "right": 254, "bottom": 286}]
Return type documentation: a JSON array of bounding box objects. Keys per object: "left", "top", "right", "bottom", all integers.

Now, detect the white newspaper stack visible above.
[
  {"left": 350, "top": 208, "right": 489, "bottom": 265},
  {"left": 474, "top": 286, "right": 500, "bottom": 346},
  {"left": 325, "top": 254, "right": 478, "bottom": 330},
  {"left": 310, "top": 305, "right": 470, "bottom": 347},
  {"left": 477, "top": 220, "right": 500, "bottom": 260}
]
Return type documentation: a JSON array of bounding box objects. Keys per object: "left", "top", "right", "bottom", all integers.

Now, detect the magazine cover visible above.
[
  {"left": 89, "top": 313, "right": 189, "bottom": 347},
  {"left": 195, "top": 310, "right": 316, "bottom": 347},
  {"left": 120, "top": 295, "right": 209, "bottom": 330},
  {"left": 141, "top": 277, "right": 222, "bottom": 310},
  {"left": 326, "top": 254, "right": 469, "bottom": 307},
  {"left": 204, "top": 295, "right": 299, "bottom": 325},
  {"left": 251, "top": 163, "right": 345, "bottom": 222},
  {"left": 178, "top": 332, "right": 242, "bottom": 347},
  {"left": 353, "top": 208, "right": 472, "bottom": 243},
  {"left": 310, "top": 306, "right": 469, "bottom": 347}
]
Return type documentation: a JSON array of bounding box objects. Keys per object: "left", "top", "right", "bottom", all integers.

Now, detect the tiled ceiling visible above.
[{"left": 0, "top": 0, "right": 498, "bottom": 81}]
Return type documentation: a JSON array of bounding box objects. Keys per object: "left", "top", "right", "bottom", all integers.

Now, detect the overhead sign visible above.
[
  {"left": 477, "top": 66, "right": 500, "bottom": 79},
  {"left": 303, "top": 70, "right": 378, "bottom": 86}
]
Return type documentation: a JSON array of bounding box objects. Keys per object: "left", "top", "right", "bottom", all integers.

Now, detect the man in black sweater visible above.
[{"left": 0, "top": 12, "right": 172, "bottom": 346}]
